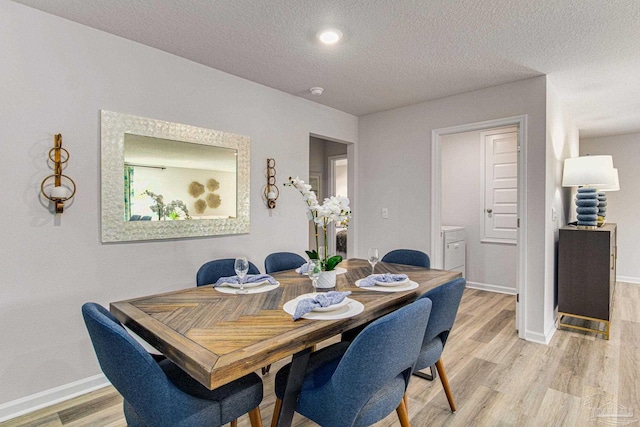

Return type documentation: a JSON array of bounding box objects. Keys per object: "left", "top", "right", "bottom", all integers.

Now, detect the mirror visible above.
[{"left": 101, "top": 110, "right": 250, "bottom": 242}]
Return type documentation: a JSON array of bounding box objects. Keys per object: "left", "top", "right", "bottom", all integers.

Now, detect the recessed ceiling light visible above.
[{"left": 317, "top": 28, "right": 343, "bottom": 45}]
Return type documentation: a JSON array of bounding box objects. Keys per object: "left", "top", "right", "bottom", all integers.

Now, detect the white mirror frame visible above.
[{"left": 101, "top": 110, "right": 250, "bottom": 242}]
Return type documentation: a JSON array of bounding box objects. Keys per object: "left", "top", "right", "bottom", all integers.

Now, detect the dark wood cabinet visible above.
[{"left": 557, "top": 223, "right": 616, "bottom": 339}]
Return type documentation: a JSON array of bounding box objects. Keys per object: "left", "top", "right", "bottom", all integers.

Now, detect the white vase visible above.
[{"left": 315, "top": 270, "right": 337, "bottom": 289}]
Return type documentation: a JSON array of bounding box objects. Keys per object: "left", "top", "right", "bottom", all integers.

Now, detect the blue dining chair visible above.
[
  {"left": 196, "top": 258, "right": 261, "bottom": 286},
  {"left": 381, "top": 249, "right": 430, "bottom": 268},
  {"left": 271, "top": 298, "right": 433, "bottom": 427},
  {"left": 264, "top": 252, "right": 306, "bottom": 274},
  {"left": 414, "top": 277, "right": 466, "bottom": 412},
  {"left": 82, "top": 303, "right": 264, "bottom": 427}
]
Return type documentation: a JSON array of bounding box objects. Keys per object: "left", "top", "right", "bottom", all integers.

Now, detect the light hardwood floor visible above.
[{"left": 3, "top": 283, "right": 639, "bottom": 427}]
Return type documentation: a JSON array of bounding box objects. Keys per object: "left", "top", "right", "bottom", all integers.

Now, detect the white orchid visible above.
[{"left": 286, "top": 177, "right": 352, "bottom": 271}]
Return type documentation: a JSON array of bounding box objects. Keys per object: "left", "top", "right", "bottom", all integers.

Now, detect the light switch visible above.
[
  {"left": 551, "top": 207, "right": 558, "bottom": 222},
  {"left": 382, "top": 208, "right": 389, "bottom": 219}
]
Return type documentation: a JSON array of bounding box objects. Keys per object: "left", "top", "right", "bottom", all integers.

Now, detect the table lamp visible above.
[
  {"left": 597, "top": 168, "right": 620, "bottom": 225},
  {"left": 562, "top": 155, "right": 615, "bottom": 229}
]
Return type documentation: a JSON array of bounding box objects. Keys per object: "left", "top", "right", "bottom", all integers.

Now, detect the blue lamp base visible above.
[
  {"left": 575, "top": 187, "right": 598, "bottom": 229},
  {"left": 597, "top": 191, "right": 607, "bottom": 227}
]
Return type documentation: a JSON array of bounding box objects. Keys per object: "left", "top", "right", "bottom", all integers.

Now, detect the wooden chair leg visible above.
[
  {"left": 262, "top": 364, "right": 271, "bottom": 375},
  {"left": 231, "top": 420, "right": 238, "bottom": 427},
  {"left": 396, "top": 398, "right": 411, "bottom": 427},
  {"left": 271, "top": 398, "right": 282, "bottom": 427},
  {"left": 248, "top": 406, "right": 263, "bottom": 427},
  {"left": 403, "top": 392, "right": 408, "bottom": 411},
  {"left": 435, "top": 358, "right": 456, "bottom": 412}
]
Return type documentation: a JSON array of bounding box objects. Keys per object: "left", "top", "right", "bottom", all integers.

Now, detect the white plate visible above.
[
  {"left": 295, "top": 293, "right": 350, "bottom": 312},
  {"left": 355, "top": 279, "right": 419, "bottom": 292},
  {"left": 218, "top": 279, "right": 271, "bottom": 289},
  {"left": 214, "top": 282, "right": 280, "bottom": 294},
  {"left": 283, "top": 297, "right": 364, "bottom": 320},
  {"left": 374, "top": 277, "right": 409, "bottom": 287}
]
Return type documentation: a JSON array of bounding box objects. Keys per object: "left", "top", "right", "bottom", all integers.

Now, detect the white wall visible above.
[
  {"left": 580, "top": 133, "right": 640, "bottom": 283},
  {"left": 357, "top": 76, "right": 549, "bottom": 342},
  {"left": 545, "top": 82, "right": 579, "bottom": 338},
  {"left": 0, "top": 0, "right": 357, "bottom": 410},
  {"left": 441, "top": 130, "right": 517, "bottom": 292}
]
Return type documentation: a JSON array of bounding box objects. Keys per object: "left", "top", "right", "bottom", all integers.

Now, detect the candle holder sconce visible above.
[
  {"left": 264, "top": 158, "right": 279, "bottom": 209},
  {"left": 41, "top": 134, "right": 76, "bottom": 214}
]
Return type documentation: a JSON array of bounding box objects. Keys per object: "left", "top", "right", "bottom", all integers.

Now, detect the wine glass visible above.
[
  {"left": 234, "top": 257, "right": 249, "bottom": 294},
  {"left": 308, "top": 260, "right": 321, "bottom": 290},
  {"left": 368, "top": 248, "right": 379, "bottom": 276}
]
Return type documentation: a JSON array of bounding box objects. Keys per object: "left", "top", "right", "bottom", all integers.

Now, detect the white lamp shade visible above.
[
  {"left": 599, "top": 168, "right": 620, "bottom": 192},
  {"left": 562, "top": 155, "right": 615, "bottom": 187}
]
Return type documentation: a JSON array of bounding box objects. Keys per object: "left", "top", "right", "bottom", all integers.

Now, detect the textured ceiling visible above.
[{"left": 12, "top": 0, "right": 640, "bottom": 138}]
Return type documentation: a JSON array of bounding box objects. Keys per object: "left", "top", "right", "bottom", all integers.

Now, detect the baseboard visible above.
[
  {"left": 0, "top": 374, "right": 110, "bottom": 422},
  {"left": 617, "top": 275, "right": 640, "bottom": 284},
  {"left": 465, "top": 280, "right": 517, "bottom": 295}
]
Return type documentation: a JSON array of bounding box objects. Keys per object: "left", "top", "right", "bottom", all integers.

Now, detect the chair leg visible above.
[
  {"left": 262, "top": 364, "right": 271, "bottom": 375},
  {"left": 271, "top": 398, "right": 282, "bottom": 427},
  {"left": 403, "top": 392, "right": 408, "bottom": 411},
  {"left": 230, "top": 420, "right": 237, "bottom": 427},
  {"left": 412, "top": 364, "right": 436, "bottom": 381},
  {"left": 396, "top": 398, "right": 411, "bottom": 427},
  {"left": 249, "top": 406, "right": 263, "bottom": 427},
  {"left": 435, "top": 358, "right": 456, "bottom": 412}
]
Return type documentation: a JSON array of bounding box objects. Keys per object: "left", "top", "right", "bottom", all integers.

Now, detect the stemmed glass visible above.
[
  {"left": 368, "top": 248, "right": 379, "bottom": 276},
  {"left": 234, "top": 257, "right": 249, "bottom": 294},
  {"left": 308, "top": 260, "right": 321, "bottom": 290}
]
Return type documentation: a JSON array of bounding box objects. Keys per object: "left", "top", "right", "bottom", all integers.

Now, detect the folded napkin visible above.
[
  {"left": 357, "top": 273, "right": 409, "bottom": 287},
  {"left": 293, "top": 291, "right": 351, "bottom": 320},
  {"left": 213, "top": 274, "right": 277, "bottom": 287},
  {"left": 295, "top": 262, "right": 310, "bottom": 274}
]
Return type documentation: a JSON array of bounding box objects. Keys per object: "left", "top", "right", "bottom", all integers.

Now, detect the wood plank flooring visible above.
[{"left": 3, "top": 283, "right": 638, "bottom": 427}]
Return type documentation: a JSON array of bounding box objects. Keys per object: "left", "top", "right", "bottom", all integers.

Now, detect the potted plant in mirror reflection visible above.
[
  {"left": 286, "top": 177, "right": 351, "bottom": 286},
  {"left": 143, "top": 190, "right": 192, "bottom": 220}
]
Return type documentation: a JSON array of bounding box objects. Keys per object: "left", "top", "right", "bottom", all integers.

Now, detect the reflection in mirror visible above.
[
  {"left": 124, "top": 134, "right": 237, "bottom": 221},
  {"left": 101, "top": 111, "right": 250, "bottom": 242}
]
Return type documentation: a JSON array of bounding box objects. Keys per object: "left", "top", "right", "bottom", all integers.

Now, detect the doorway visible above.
[
  {"left": 309, "top": 137, "right": 350, "bottom": 259},
  {"left": 431, "top": 116, "right": 527, "bottom": 339}
]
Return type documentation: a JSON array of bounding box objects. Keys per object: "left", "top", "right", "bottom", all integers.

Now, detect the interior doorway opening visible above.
[
  {"left": 309, "top": 137, "right": 350, "bottom": 259},
  {"left": 432, "top": 116, "right": 527, "bottom": 339}
]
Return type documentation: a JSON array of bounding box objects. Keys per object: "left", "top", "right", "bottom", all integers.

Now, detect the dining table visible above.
[{"left": 110, "top": 258, "right": 461, "bottom": 427}]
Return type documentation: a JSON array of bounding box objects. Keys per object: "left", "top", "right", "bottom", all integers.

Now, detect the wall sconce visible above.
[
  {"left": 264, "top": 158, "right": 279, "bottom": 209},
  {"left": 40, "top": 134, "right": 76, "bottom": 214},
  {"left": 562, "top": 155, "right": 614, "bottom": 229}
]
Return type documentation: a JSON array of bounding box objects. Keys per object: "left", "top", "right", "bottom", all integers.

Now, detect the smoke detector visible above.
[{"left": 310, "top": 87, "right": 324, "bottom": 96}]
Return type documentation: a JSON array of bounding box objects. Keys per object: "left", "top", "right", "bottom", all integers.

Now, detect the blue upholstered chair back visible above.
[
  {"left": 264, "top": 252, "right": 306, "bottom": 274},
  {"left": 196, "top": 258, "right": 260, "bottom": 286},
  {"left": 82, "top": 303, "right": 221, "bottom": 426},
  {"left": 381, "top": 249, "right": 430, "bottom": 269},
  {"left": 414, "top": 277, "right": 465, "bottom": 374},
  {"left": 298, "top": 298, "right": 432, "bottom": 426}
]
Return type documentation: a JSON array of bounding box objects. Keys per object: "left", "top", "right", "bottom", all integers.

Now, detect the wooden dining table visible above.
[{"left": 110, "top": 258, "right": 461, "bottom": 427}]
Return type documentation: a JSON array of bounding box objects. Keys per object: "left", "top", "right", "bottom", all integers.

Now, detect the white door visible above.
[{"left": 481, "top": 127, "right": 518, "bottom": 244}]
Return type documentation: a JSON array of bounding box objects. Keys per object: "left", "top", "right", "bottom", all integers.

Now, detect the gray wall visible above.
[
  {"left": 580, "top": 133, "right": 640, "bottom": 283},
  {"left": 0, "top": 0, "right": 357, "bottom": 408},
  {"left": 357, "top": 76, "right": 556, "bottom": 343}
]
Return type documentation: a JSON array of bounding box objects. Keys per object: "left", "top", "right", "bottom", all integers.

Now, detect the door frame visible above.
[{"left": 431, "top": 115, "right": 527, "bottom": 339}]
